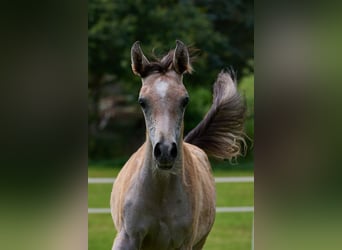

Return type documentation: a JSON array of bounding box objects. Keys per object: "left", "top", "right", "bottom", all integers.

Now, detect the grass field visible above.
[{"left": 88, "top": 161, "right": 254, "bottom": 249}]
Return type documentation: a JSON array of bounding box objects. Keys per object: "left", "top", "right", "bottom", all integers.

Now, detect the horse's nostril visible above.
[
  {"left": 154, "top": 142, "right": 177, "bottom": 165},
  {"left": 170, "top": 143, "right": 178, "bottom": 159},
  {"left": 154, "top": 143, "right": 162, "bottom": 158}
]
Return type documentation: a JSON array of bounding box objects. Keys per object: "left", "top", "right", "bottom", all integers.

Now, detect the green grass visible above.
[
  {"left": 88, "top": 167, "right": 121, "bottom": 178},
  {"left": 89, "top": 214, "right": 115, "bottom": 250},
  {"left": 205, "top": 213, "right": 253, "bottom": 250},
  {"left": 216, "top": 183, "right": 254, "bottom": 207},
  {"left": 88, "top": 184, "right": 112, "bottom": 208}
]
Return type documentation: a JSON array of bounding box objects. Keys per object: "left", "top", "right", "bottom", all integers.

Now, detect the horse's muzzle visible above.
[{"left": 154, "top": 142, "right": 177, "bottom": 169}]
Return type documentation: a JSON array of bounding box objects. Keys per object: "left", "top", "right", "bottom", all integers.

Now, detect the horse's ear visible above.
[
  {"left": 173, "top": 40, "right": 192, "bottom": 74},
  {"left": 131, "top": 41, "right": 149, "bottom": 76}
]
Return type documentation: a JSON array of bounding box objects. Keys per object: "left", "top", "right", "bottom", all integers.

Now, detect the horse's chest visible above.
[
  {"left": 124, "top": 186, "right": 192, "bottom": 249},
  {"left": 160, "top": 198, "right": 192, "bottom": 235}
]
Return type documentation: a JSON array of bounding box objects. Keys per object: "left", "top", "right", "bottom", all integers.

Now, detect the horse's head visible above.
[{"left": 131, "top": 40, "right": 192, "bottom": 170}]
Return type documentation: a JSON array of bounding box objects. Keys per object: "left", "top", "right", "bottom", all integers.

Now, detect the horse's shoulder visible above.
[{"left": 113, "top": 143, "right": 146, "bottom": 199}]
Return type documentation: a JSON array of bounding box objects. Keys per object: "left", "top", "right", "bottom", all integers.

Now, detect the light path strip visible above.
[
  {"left": 89, "top": 206, "right": 254, "bottom": 214},
  {"left": 89, "top": 208, "right": 111, "bottom": 214},
  {"left": 88, "top": 177, "right": 254, "bottom": 184},
  {"left": 214, "top": 177, "right": 254, "bottom": 183},
  {"left": 215, "top": 206, "right": 254, "bottom": 213},
  {"left": 88, "top": 178, "right": 115, "bottom": 184}
]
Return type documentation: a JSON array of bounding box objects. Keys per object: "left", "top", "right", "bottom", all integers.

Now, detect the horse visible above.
[{"left": 110, "top": 40, "right": 246, "bottom": 249}]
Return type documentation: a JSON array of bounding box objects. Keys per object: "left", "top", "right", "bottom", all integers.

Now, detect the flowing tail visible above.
[{"left": 184, "top": 70, "right": 247, "bottom": 160}]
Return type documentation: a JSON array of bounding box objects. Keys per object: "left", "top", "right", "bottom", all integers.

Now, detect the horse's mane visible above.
[{"left": 139, "top": 47, "right": 197, "bottom": 77}]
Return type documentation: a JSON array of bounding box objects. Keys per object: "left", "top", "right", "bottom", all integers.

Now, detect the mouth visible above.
[{"left": 156, "top": 162, "right": 174, "bottom": 170}]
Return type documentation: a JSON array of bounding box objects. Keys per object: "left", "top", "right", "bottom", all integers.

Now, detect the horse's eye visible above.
[
  {"left": 181, "top": 96, "right": 189, "bottom": 108},
  {"left": 138, "top": 98, "right": 147, "bottom": 109}
]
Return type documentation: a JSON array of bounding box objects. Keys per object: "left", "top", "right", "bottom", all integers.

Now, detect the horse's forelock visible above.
[{"left": 140, "top": 48, "right": 195, "bottom": 78}]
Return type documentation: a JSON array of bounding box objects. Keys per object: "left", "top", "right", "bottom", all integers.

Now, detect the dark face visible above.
[{"left": 139, "top": 72, "right": 189, "bottom": 170}]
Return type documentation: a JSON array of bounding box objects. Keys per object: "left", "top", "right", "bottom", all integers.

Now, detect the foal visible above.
[{"left": 111, "top": 40, "right": 246, "bottom": 249}]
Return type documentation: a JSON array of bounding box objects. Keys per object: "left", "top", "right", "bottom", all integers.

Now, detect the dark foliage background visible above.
[{"left": 88, "top": 0, "right": 254, "bottom": 160}]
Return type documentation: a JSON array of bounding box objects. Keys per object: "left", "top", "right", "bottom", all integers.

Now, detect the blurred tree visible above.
[
  {"left": 88, "top": 0, "right": 253, "bottom": 159},
  {"left": 194, "top": 0, "right": 254, "bottom": 74}
]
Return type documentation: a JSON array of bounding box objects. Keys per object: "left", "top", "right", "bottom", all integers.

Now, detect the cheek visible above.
[
  {"left": 143, "top": 109, "right": 157, "bottom": 141},
  {"left": 173, "top": 111, "right": 184, "bottom": 138}
]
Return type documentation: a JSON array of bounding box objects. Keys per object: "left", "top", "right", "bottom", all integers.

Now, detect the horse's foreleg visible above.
[
  {"left": 112, "top": 231, "right": 141, "bottom": 250},
  {"left": 191, "top": 234, "right": 209, "bottom": 250}
]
